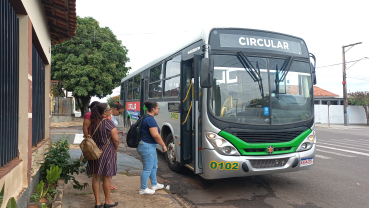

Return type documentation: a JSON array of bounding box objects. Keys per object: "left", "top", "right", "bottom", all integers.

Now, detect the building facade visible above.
[{"left": 0, "top": 0, "right": 76, "bottom": 207}]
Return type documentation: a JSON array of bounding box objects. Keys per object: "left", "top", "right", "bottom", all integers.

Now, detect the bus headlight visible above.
[
  {"left": 206, "top": 132, "right": 240, "bottom": 156},
  {"left": 296, "top": 130, "right": 316, "bottom": 152}
]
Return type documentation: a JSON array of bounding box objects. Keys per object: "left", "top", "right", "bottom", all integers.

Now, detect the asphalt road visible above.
[{"left": 51, "top": 125, "right": 369, "bottom": 208}]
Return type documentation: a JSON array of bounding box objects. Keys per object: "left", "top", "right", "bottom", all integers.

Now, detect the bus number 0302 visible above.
[{"left": 209, "top": 161, "right": 239, "bottom": 170}]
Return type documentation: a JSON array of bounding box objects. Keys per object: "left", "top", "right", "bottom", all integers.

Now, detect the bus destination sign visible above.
[{"left": 219, "top": 34, "right": 302, "bottom": 55}]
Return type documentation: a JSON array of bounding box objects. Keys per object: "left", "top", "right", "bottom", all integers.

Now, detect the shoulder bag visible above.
[{"left": 80, "top": 119, "right": 111, "bottom": 161}]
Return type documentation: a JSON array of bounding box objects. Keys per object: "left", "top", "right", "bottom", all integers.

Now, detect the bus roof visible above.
[{"left": 121, "top": 27, "right": 306, "bottom": 83}]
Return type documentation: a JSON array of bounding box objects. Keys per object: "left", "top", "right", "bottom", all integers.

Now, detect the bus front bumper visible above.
[{"left": 201, "top": 144, "right": 316, "bottom": 179}]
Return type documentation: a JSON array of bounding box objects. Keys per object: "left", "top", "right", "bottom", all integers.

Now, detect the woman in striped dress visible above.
[{"left": 87, "top": 103, "right": 119, "bottom": 208}]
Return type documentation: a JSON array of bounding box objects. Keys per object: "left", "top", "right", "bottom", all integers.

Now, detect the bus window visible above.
[
  {"left": 128, "top": 79, "right": 133, "bottom": 100},
  {"left": 133, "top": 75, "right": 140, "bottom": 100},
  {"left": 165, "top": 55, "right": 181, "bottom": 77},
  {"left": 150, "top": 65, "right": 162, "bottom": 82},
  {"left": 164, "top": 76, "right": 180, "bottom": 97},
  {"left": 149, "top": 81, "right": 162, "bottom": 98}
]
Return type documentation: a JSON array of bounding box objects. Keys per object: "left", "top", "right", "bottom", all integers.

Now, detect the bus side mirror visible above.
[
  {"left": 200, "top": 58, "right": 214, "bottom": 88},
  {"left": 309, "top": 53, "right": 317, "bottom": 85}
]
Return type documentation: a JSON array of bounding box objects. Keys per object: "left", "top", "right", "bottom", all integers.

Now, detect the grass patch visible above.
[{"left": 163, "top": 188, "right": 171, "bottom": 194}]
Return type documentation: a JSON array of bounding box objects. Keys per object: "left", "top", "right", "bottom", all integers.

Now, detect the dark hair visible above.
[
  {"left": 114, "top": 102, "right": 124, "bottom": 110},
  {"left": 90, "top": 103, "right": 108, "bottom": 125},
  {"left": 88, "top": 101, "right": 100, "bottom": 109},
  {"left": 144, "top": 100, "right": 158, "bottom": 113}
]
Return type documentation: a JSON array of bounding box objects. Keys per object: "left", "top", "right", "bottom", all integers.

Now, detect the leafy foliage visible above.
[
  {"left": 33, "top": 165, "right": 63, "bottom": 203},
  {"left": 35, "top": 180, "right": 46, "bottom": 202},
  {"left": 51, "top": 83, "right": 64, "bottom": 97},
  {"left": 107, "top": 95, "right": 120, "bottom": 108},
  {"left": 40, "top": 138, "right": 88, "bottom": 190},
  {"left": 348, "top": 91, "right": 369, "bottom": 125},
  {"left": 0, "top": 183, "right": 4, "bottom": 206},
  {"left": 46, "top": 164, "right": 62, "bottom": 185},
  {"left": 51, "top": 16, "right": 130, "bottom": 116},
  {"left": 348, "top": 91, "right": 369, "bottom": 107},
  {"left": 0, "top": 183, "right": 18, "bottom": 208},
  {"left": 6, "top": 197, "right": 17, "bottom": 208}
]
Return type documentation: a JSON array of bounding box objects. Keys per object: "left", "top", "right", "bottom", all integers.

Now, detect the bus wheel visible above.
[{"left": 165, "top": 133, "right": 183, "bottom": 172}]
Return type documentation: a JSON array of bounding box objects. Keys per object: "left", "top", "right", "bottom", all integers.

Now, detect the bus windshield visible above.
[{"left": 209, "top": 54, "right": 313, "bottom": 125}]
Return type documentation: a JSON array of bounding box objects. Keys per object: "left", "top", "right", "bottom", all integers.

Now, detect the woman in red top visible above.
[{"left": 83, "top": 101, "right": 100, "bottom": 138}]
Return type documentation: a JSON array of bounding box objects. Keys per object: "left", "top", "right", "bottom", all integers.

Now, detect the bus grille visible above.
[
  {"left": 234, "top": 131, "right": 302, "bottom": 143},
  {"left": 249, "top": 158, "right": 290, "bottom": 169}
]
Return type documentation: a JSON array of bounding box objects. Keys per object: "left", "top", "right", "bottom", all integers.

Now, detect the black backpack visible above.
[{"left": 126, "top": 114, "right": 153, "bottom": 148}]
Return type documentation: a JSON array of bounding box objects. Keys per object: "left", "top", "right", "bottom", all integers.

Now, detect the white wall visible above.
[{"left": 314, "top": 105, "right": 367, "bottom": 124}]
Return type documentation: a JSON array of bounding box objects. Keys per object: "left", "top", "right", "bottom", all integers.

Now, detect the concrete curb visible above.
[{"left": 51, "top": 179, "right": 65, "bottom": 208}]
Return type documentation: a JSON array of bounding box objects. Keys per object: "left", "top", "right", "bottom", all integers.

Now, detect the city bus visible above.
[{"left": 120, "top": 27, "right": 317, "bottom": 179}]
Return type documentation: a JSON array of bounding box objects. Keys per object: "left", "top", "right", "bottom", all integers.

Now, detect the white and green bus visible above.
[{"left": 120, "top": 27, "right": 317, "bottom": 179}]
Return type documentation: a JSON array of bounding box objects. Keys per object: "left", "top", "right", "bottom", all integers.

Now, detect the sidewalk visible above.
[
  {"left": 62, "top": 143, "right": 185, "bottom": 208},
  {"left": 315, "top": 123, "right": 369, "bottom": 129},
  {"left": 62, "top": 173, "right": 182, "bottom": 208}
]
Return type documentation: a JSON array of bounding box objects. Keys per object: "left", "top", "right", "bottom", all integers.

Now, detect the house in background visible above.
[
  {"left": 313, "top": 86, "right": 344, "bottom": 105},
  {"left": 0, "top": 0, "right": 77, "bottom": 207}
]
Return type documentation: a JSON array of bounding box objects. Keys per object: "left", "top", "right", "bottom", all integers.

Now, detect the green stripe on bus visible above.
[{"left": 218, "top": 129, "right": 312, "bottom": 156}]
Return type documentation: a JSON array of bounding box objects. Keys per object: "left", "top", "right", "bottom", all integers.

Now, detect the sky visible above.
[{"left": 76, "top": 0, "right": 369, "bottom": 103}]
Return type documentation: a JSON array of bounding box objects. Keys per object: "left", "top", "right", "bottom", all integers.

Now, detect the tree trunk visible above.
[{"left": 80, "top": 96, "right": 91, "bottom": 117}]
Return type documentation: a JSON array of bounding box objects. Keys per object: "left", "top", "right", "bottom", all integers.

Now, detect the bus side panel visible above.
[{"left": 155, "top": 101, "right": 181, "bottom": 162}]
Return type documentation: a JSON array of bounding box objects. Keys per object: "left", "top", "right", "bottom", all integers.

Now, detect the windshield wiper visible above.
[
  {"left": 237, "top": 52, "right": 261, "bottom": 81},
  {"left": 237, "top": 52, "right": 264, "bottom": 97},
  {"left": 256, "top": 62, "right": 264, "bottom": 98},
  {"left": 278, "top": 56, "right": 294, "bottom": 82}
]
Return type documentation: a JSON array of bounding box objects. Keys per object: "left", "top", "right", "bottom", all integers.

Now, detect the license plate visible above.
[{"left": 300, "top": 158, "right": 313, "bottom": 166}]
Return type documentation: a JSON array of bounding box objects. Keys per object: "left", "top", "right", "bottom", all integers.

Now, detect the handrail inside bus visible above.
[
  {"left": 183, "top": 82, "right": 193, "bottom": 103},
  {"left": 220, "top": 107, "right": 228, "bottom": 116},
  {"left": 182, "top": 101, "right": 192, "bottom": 125}
]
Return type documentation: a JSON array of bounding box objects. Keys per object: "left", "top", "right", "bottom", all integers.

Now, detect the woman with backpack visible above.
[
  {"left": 87, "top": 103, "right": 120, "bottom": 208},
  {"left": 137, "top": 100, "right": 167, "bottom": 194}
]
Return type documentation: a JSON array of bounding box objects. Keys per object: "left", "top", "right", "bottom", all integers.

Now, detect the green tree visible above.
[
  {"left": 107, "top": 95, "right": 120, "bottom": 108},
  {"left": 51, "top": 16, "right": 130, "bottom": 116},
  {"left": 348, "top": 91, "right": 369, "bottom": 125}
]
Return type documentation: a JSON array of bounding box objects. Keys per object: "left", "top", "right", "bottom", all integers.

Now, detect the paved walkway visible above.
[
  {"left": 62, "top": 149, "right": 184, "bottom": 208},
  {"left": 62, "top": 173, "right": 182, "bottom": 208}
]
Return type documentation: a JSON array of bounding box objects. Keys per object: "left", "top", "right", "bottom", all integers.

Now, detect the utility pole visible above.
[{"left": 342, "top": 42, "right": 362, "bottom": 126}]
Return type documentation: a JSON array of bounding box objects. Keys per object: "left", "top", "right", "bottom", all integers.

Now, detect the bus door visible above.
[
  {"left": 140, "top": 77, "right": 149, "bottom": 116},
  {"left": 180, "top": 55, "right": 203, "bottom": 174},
  {"left": 181, "top": 60, "right": 193, "bottom": 166}
]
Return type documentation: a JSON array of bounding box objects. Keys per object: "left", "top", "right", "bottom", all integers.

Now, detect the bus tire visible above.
[{"left": 165, "top": 133, "right": 184, "bottom": 173}]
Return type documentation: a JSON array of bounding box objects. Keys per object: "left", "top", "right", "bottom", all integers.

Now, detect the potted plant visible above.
[{"left": 29, "top": 165, "right": 62, "bottom": 208}]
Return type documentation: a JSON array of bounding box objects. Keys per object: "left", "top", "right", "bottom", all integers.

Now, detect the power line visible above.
[
  {"left": 316, "top": 57, "right": 369, "bottom": 69},
  {"left": 347, "top": 76, "right": 369, "bottom": 81}
]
